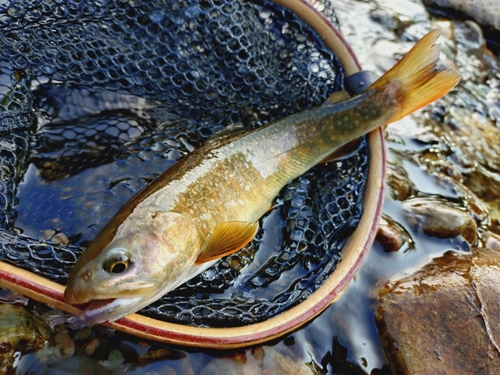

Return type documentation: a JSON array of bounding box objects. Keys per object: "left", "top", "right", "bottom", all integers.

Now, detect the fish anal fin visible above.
[
  {"left": 324, "top": 90, "right": 350, "bottom": 105},
  {"left": 195, "top": 221, "right": 259, "bottom": 264},
  {"left": 319, "top": 139, "right": 361, "bottom": 164}
]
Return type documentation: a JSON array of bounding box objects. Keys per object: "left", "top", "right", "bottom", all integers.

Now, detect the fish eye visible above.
[{"left": 103, "top": 248, "right": 132, "bottom": 274}]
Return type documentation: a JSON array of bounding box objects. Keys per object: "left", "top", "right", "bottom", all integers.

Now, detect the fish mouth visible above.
[
  {"left": 70, "top": 296, "right": 145, "bottom": 328},
  {"left": 87, "top": 298, "right": 117, "bottom": 314}
]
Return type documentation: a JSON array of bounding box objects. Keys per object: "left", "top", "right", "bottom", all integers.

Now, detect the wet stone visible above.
[
  {"left": 403, "top": 199, "right": 478, "bottom": 245},
  {"left": 0, "top": 304, "right": 51, "bottom": 374},
  {"left": 423, "top": 0, "right": 500, "bottom": 31},
  {"left": 376, "top": 248, "right": 500, "bottom": 374},
  {"left": 485, "top": 231, "right": 500, "bottom": 252},
  {"left": 82, "top": 338, "right": 99, "bottom": 356},
  {"left": 376, "top": 214, "right": 414, "bottom": 253},
  {"left": 51, "top": 232, "right": 69, "bottom": 245},
  {"left": 199, "top": 346, "right": 320, "bottom": 375},
  {"left": 51, "top": 324, "right": 75, "bottom": 358},
  {"left": 386, "top": 163, "right": 414, "bottom": 202}
]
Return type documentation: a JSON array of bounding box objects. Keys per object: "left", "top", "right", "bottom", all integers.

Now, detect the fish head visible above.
[{"left": 64, "top": 211, "right": 203, "bottom": 325}]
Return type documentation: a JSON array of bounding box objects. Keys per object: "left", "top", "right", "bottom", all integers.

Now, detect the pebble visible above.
[
  {"left": 199, "top": 347, "right": 319, "bottom": 375},
  {"left": 376, "top": 214, "right": 414, "bottom": 252},
  {"left": 485, "top": 231, "right": 500, "bottom": 252},
  {"left": 52, "top": 232, "right": 70, "bottom": 245},
  {"left": 404, "top": 199, "right": 478, "bottom": 244},
  {"left": 387, "top": 164, "right": 414, "bottom": 201},
  {"left": 82, "top": 338, "right": 100, "bottom": 356}
]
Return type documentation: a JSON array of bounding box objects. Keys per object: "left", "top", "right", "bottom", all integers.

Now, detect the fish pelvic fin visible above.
[
  {"left": 324, "top": 90, "right": 350, "bottom": 104},
  {"left": 195, "top": 221, "right": 259, "bottom": 264},
  {"left": 368, "top": 28, "right": 461, "bottom": 123}
]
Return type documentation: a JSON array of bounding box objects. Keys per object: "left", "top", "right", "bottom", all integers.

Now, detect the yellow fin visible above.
[
  {"left": 195, "top": 221, "right": 259, "bottom": 264},
  {"left": 368, "top": 28, "right": 461, "bottom": 123},
  {"left": 324, "top": 90, "right": 350, "bottom": 104}
]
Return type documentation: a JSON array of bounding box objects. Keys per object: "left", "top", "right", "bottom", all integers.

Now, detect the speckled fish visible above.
[{"left": 64, "top": 30, "right": 460, "bottom": 325}]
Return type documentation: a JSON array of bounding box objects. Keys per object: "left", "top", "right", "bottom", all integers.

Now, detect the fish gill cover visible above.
[{"left": 0, "top": 0, "right": 369, "bottom": 327}]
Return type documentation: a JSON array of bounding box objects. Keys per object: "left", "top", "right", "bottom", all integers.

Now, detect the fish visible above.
[{"left": 64, "top": 29, "right": 460, "bottom": 326}]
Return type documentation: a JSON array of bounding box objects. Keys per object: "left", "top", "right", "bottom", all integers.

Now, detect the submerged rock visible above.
[
  {"left": 199, "top": 347, "right": 321, "bottom": 375},
  {"left": 485, "top": 231, "right": 500, "bottom": 252},
  {"left": 376, "top": 214, "right": 414, "bottom": 253},
  {"left": 386, "top": 163, "right": 415, "bottom": 202},
  {"left": 376, "top": 248, "right": 500, "bottom": 374},
  {"left": 423, "top": 0, "right": 500, "bottom": 31},
  {"left": 0, "top": 304, "right": 52, "bottom": 374},
  {"left": 403, "top": 199, "right": 478, "bottom": 245}
]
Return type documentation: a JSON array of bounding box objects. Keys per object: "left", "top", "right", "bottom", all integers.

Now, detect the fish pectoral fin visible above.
[
  {"left": 195, "top": 221, "right": 259, "bottom": 264},
  {"left": 323, "top": 90, "right": 350, "bottom": 105}
]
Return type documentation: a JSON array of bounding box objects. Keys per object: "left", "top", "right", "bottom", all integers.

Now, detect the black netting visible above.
[{"left": 0, "top": 0, "right": 369, "bottom": 327}]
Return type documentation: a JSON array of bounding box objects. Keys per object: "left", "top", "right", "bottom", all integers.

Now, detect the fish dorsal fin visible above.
[
  {"left": 324, "top": 90, "right": 350, "bottom": 105},
  {"left": 195, "top": 221, "right": 259, "bottom": 264}
]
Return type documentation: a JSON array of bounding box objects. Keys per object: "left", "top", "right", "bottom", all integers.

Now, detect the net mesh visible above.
[{"left": 0, "top": 0, "right": 369, "bottom": 327}]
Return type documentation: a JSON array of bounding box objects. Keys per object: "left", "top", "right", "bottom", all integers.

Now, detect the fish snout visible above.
[
  {"left": 64, "top": 286, "right": 83, "bottom": 305},
  {"left": 64, "top": 287, "right": 79, "bottom": 305},
  {"left": 64, "top": 270, "right": 93, "bottom": 305}
]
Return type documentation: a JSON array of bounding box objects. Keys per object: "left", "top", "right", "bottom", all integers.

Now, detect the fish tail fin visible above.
[{"left": 368, "top": 28, "right": 460, "bottom": 123}]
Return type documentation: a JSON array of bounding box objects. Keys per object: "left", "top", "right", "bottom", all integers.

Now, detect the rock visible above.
[
  {"left": 376, "top": 214, "right": 414, "bottom": 252},
  {"left": 136, "top": 347, "right": 173, "bottom": 366},
  {"left": 82, "top": 338, "right": 100, "bottom": 356},
  {"left": 19, "top": 354, "right": 117, "bottom": 375},
  {"left": 53, "top": 324, "right": 75, "bottom": 358},
  {"left": 263, "top": 346, "right": 322, "bottom": 375},
  {"left": 423, "top": 0, "right": 500, "bottom": 31},
  {"left": 485, "top": 231, "right": 500, "bottom": 252},
  {"left": 376, "top": 248, "right": 500, "bottom": 374},
  {"left": 0, "top": 304, "right": 52, "bottom": 374},
  {"left": 199, "top": 347, "right": 320, "bottom": 375},
  {"left": 101, "top": 349, "right": 125, "bottom": 372},
  {"left": 52, "top": 232, "right": 70, "bottom": 245},
  {"left": 404, "top": 199, "right": 478, "bottom": 244},
  {"left": 453, "top": 20, "right": 487, "bottom": 50},
  {"left": 369, "top": 8, "right": 412, "bottom": 35},
  {"left": 200, "top": 349, "right": 263, "bottom": 375},
  {"left": 387, "top": 163, "right": 414, "bottom": 201}
]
